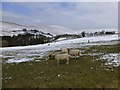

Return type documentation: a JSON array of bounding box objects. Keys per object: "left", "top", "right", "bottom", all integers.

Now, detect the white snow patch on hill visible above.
[
  {"left": 56, "top": 37, "right": 67, "bottom": 41},
  {"left": 100, "top": 53, "right": 120, "bottom": 67}
]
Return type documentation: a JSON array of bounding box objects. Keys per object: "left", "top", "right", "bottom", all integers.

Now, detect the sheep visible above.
[
  {"left": 48, "top": 51, "right": 56, "bottom": 59},
  {"left": 61, "top": 48, "right": 69, "bottom": 53},
  {"left": 55, "top": 53, "right": 69, "bottom": 65},
  {"left": 69, "top": 49, "right": 80, "bottom": 59}
]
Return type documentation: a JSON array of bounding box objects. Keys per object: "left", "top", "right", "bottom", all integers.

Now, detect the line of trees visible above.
[
  {"left": 53, "top": 34, "right": 81, "bottom": 40},
  {"left": 1, "top": 33, "right": 50, "bottom": 47},
  {"left": 81, "top": 30, "right": 116, "bottom": 37}
]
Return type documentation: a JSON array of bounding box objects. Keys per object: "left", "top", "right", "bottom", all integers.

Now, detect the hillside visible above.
[
  {"left": 0, "top": 21, "right": 74, "bottom": 36},
  {"left": 0, "top": 21, "right": 118, "bottom": 36},
  {"left": 0, "top": 21, "right": 53, "bottom": 37}
]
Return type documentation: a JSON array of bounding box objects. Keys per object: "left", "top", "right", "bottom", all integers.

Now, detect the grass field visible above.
[{"left": 2, "top": 44, "right": 120, "bottom": 88}]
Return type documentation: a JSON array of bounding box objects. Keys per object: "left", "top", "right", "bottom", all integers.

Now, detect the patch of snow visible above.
[
  {"left": 2, "top": 56, "right": 15, "bottom": 59},
  {"left": 56, "top": 37, "right": 67, "bottom": 41},
  {"left": 6, "top": 58, "right": 34, "bottom": 63},
  {"left": 82, "top": 53, "right": 103, "bottom": 56},
  {"left": 100, "top": 53, "right": 120, "bottom": 67}
]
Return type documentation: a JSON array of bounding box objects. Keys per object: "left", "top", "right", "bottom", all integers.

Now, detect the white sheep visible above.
[
  {"left": 48, "top": 51, "right": 56, "bottom": 59},
  {"left": 55, "top": 53, "right": 69, "bottom": 65},
  {"left": 61, "top": 48, "right": 69, "bottom": 53},
  {"left": 69, "top": 49, "right": 80, "bottom": 59}
]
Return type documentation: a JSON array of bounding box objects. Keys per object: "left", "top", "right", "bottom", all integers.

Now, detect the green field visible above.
[{"left": 2, "top": 44, "right": 120, "bottom": 88}]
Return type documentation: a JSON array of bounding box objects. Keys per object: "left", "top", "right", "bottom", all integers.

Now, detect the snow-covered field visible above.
[{"left": 0, "top": 34, "right": 119, "bottom": 65}]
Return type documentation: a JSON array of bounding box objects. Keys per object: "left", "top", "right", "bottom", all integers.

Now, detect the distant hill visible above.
[
  {"left": 0, "top": 21, "right": 117, "bottom": 37},
  {"left": 0, "top": 21, "right": 74, "bottom": 36}
]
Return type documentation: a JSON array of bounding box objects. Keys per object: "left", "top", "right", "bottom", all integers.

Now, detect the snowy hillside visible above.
[
  {"left": 0, "top": 21, "right": 73, "bottom": 36},
  {"left": 0, "top": 21, "right": 118, "bottom": 36},
  {"left": 30, "top": 24, "right": 74, "bottom": 35},
  {"left": 49, "top": 25, "right": 74, "bottom": 35},
  {"left": 1, "top": 21, "right": 28, "bottom": 30},
  {"left": 0, "top": 21, "right": 53, "bottom": 37}
]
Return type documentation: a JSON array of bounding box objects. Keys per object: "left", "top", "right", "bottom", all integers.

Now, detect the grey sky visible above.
[{"left": 2, "top": 2, "right": 118, "bottom": 30}]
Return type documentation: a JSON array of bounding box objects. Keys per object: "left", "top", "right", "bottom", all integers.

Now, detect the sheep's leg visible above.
[
  {"left": 76, "top": 55, "right": 79, "bottom": 59},
  {"left": 66, "top": 59, "right": 69, "bottom": 65},
  {"left": 58, "top": 60, "right": 60, "bottom": 65},
  {"left": 75, "top": 55, "right": 77, "bottom": 59},
  {"left": 76, "top": 56, "right": 79, "bottom": 59}
]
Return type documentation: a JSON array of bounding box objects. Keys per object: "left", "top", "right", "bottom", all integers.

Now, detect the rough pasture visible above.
[{"left": 2, "top": 44, "right": 119, "bottom": 88}]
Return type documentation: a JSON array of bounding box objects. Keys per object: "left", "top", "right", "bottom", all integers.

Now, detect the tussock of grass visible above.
[{"left": 2, "top": 44, "right": 119, "bottom": 88}]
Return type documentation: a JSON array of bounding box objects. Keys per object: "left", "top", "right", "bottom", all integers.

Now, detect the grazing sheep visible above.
[
  {"left": 61, "top": 48, "right": 69, "bottom": 53},
  {"left": 55, "top": 53, "right": 69, "bottom": 65},
  {"left": 48, "top": 51, "right": 56, "bottom": 59},
  {"left": 69, "top": 49, "right": 80, "bottom": 59}
]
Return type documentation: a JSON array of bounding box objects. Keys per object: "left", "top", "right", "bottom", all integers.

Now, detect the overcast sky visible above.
[{"left": 1, "top": 2, "right": 118, "bottom": 30}]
